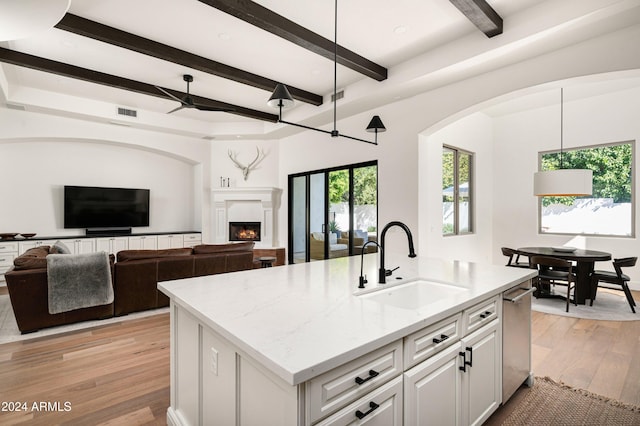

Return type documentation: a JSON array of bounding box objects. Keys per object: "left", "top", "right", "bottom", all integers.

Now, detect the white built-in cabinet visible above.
[
  {"left": 95, "top": 236, "right": 129, "bottom": 255},
  {"left": 157, "top": 234, "right": 184, "bottom": 249},
  {"left": 128, "top": 235, "right": 158, "bottom": 250},
  {"left": 167, "top": 294, "right": 504, "bottom": 426},
  {"left": 0, "top": 241, "right": 19, "bottom": 284},
  {"left": 1, "top": 232, "right": 201, "bottom": 285}
]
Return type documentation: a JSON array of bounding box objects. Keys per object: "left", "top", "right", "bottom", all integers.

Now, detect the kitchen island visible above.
[{"left": 159, "top": 252, "right": 537, "bottom": 426}]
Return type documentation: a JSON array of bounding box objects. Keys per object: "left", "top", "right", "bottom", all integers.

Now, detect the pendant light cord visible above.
[{"left": 560, "top": 87, "right": 564, "bottom": 169}]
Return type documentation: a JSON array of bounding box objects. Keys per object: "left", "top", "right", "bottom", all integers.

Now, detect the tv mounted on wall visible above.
[{"left": 64, "top": 185, "right": 150, "bottom": 231}]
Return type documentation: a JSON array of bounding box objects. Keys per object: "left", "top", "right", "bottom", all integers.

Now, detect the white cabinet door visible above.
[
  {"left": 95, "top": 237, "right": 129, "bottom": 254},
  {"left": 182, "top": 233, "right": 202, "bottom": 247},
  {"left": 460, "top": 320, "right": 501, "bottom": 426},
  {"left": 18, "top": 240, "right": 47, "bottom": 253},
  {"left": 65, "top": 239, "right": 96, "bottom": 254},
  {"left": 315, "top": 377, "right": 403, "bottom": 426},
  {"left": 404, "top": 343, "right": 462, "bottom": 426},
  {"left": 128, "top": 235, "right": 157, "bottom": 250},
  {"left": 157, "top": 234, "right": 184, "bottom": 249}
]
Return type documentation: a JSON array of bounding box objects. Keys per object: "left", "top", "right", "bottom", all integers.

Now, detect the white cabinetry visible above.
[
  {"left": 18, "top": 240, "right": 47, "bottom": 253},
  {"left": 182, "top": 233, "right": 201, "bottom": 248},
  {"left": 128, "top": 235, "right": 158, "bottom": 250},
  {"left": 64, "top": 238, "right": 96, "bottom": 254},
  {"left": 0, "top": 242, "right": 19, "bottom": 284},
  {"left": 157, "top": 234, "right": 184, "bottom": 249},
  {"left": 167, "top": 294, "right": 503, "bottom": 426},
  {"left": 95, "top": 236, "right": 129, "bottom": 254},
  {"left": 403, "top": 296, "right": 501, "bottom": 426}
]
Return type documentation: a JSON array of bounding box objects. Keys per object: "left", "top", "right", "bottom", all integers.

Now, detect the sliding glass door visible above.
[{"left": 288, "top": 161, "right": 377, "bottom": 264}]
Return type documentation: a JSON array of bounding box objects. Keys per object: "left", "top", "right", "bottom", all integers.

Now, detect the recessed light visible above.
[{"left": 218, "top": 32, "right": 231, "bottom": 41}]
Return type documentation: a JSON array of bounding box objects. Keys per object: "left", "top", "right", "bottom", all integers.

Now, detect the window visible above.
[
  {"left": 539, "top": 141, "right": 634, "bottom": 236},
  {"left": 442, "top": 146, "right": 474, "bottom": 235}
]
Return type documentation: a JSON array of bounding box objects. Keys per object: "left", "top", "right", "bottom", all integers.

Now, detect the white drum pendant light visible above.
[
  {"left": 0, "top": 0, "right": 71, "bottom": 41},
  {"left": 533, "top": 88, "right": 593, "bottom": 197}
]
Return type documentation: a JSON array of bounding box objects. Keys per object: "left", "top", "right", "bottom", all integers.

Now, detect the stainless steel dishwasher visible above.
[{"left": 502, "top": 282, "right": 536, "bottom": 402}]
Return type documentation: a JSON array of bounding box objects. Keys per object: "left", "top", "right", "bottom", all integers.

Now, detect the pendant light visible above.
[
  {"left": 533, "top": 88, "right": 593, "bottom": 196},
  {"left": 267, "top": 0, "right": 386, "bottom": 145}
]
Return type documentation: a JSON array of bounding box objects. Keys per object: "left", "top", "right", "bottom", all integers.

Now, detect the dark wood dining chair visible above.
[
  {"left": 590, "top": 257, "right": 637, "bottom": 313},
  {"left": 501, "top": 247, "right": 530, "bottom": 268},
  {"left": 530, "top": 255, "right": 577, "bottom": 312}
]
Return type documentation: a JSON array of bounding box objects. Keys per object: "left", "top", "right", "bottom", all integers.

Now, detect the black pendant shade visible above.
[
  {"left": 366, "top": 115, "right": 386, "bottom": 133},
  {"left": 267, "top": 83, "right": 294, "bottom": 108}
]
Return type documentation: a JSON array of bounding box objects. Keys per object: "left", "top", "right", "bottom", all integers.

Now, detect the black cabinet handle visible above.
[
  {"left": 355, "top": 369, "right": 379, "bottom": 385},
  {"left": 465, "top": 346, "right": 473, "bottom": 368},
  {"left": 459, "top": 351, "right": 467, "bottom": 372},
  {"left": 355, "top": 402, "right": 380, "bottom": 419},
  {"left": 479, "top": 310, "right": 492, "bottom": 319},
  {"left": 432, "top": 333, "right": 450, "bottom": 344}
]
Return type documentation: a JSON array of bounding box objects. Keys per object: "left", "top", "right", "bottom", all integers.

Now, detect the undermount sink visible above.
[{"left": 358, "top": 279, "right": 468, "bottom": 310}]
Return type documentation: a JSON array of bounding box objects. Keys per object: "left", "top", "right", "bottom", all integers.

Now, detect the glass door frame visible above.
[{"left": 287, "top": 160, "right": 378, "bottom": 264}]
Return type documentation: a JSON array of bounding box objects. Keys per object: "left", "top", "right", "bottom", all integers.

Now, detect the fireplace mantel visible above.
[{"left": 211, "top": 187, "right": 282, "bottom": 247}]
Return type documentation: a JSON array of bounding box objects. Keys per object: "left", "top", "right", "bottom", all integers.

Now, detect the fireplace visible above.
[{"left": 229, "top": 222, "right": 261, "bottom": 242}]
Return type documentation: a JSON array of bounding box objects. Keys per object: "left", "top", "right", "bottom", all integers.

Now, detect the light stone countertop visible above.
[{"left": 158, "top": 252, "right": 537, "bottom": 386}]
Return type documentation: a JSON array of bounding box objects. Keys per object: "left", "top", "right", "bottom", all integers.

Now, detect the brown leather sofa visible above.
[
  {"left": 5, "top": 242, "right": 255, "bottom": 333},
  {"left": 5, "top": 246, "right": 115, "bottom": 334},
  {"left": 114, "top": 242, "right": 254, "bottom": 316}
]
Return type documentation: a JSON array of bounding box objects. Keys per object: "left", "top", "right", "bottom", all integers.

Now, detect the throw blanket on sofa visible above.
[{"left": 47, "top": 252, "right": 114, "bottom": 314}]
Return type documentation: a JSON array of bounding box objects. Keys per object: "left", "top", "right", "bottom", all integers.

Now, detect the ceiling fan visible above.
[{"left": 155, "top": 74, "right": 233, "bottom": 114}]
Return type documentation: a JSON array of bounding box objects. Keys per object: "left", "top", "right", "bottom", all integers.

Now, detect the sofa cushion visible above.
[
  {"left": 116, "top": 248, "right": 192, "bottom": 262},
  {"left": 13, "top": 246, "right": 50, "bottom": 270},
  {"left": 193, "top": 242, "right": 254, "bottom": 254}
]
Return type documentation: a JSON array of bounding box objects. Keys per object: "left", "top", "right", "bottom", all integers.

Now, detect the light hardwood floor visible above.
[{"left": 0, "top": 289, "right": 638, "bottom": 425}]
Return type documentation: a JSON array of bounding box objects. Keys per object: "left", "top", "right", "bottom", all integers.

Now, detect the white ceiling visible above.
[{"left": 1, "top": 0, "right": 639, "bottom": 138}]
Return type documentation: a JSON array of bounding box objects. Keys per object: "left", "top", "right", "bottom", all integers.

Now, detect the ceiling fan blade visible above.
[
  {"left": 167, "top": 105, "right": 187, "bottom": 114},
  {"left": 195, "top": 104, "right": 235, "bottom": 112},
  {"left": 155, "top": 85, "right": 187, "bottom": 105}
]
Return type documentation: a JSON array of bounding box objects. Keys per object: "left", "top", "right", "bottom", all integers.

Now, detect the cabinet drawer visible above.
[
  {"left": 0, "top": 254, "right": 16, "bottom": 268},
  {"left": 404, "top": 313, "right": 462, "bottom": 369},
  {"left": 306, "top": 340, "right": 403, "bottom": 423},
  {"left": 0, "top": 242, "right": 19, "bottom": 253},
  {"left": 463, "top": 295, "right": 499, "bottom": 335},
  {"left": 314, "top": 376, "right": 403, "bottom": 426}
]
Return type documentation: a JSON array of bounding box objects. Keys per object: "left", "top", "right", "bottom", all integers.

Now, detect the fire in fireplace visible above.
[{"left": 229, "top": 222, "right": 261, "bottom": 242}]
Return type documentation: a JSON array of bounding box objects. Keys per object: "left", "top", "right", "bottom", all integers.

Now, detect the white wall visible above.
[
  {"left": 210, "top": 139, "right": 279, "bottom": 189},
  {"left": 419, "top": 113, "right": 494, "bottom": 263},
  {"left": 0, "top": 109, "right": 212, "bottom": 239}
]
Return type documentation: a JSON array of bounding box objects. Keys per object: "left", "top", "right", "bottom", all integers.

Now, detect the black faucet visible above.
[
  {"left": 358, "top": 240, "right": 382, "bottom": 288},
  {"left": 378, "top": 221, "right": 417, "bottom": 284}
]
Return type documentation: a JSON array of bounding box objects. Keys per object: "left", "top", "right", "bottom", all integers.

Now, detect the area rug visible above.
[
  {"left": 0, "top": 294, "right": 168, "bottom": 345},
  {"left": 531, "top": 288, "right": 638, "bottom": 321},
  {"left": 502, "top": 376, "right": 640, "bottom": 425}
]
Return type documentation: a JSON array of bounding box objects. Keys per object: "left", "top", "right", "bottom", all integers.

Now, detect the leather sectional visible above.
[{"left": 5, "top": 241, "right": 255, "bottom": 333}]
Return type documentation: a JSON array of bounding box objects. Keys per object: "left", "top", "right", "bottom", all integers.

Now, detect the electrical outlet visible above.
[{"left": 210, "top": 347, "right": 218, "bottom": 375}]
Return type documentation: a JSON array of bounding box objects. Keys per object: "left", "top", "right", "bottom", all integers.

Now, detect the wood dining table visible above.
[{"left": 516, "top": 247, "right": 612, "bottom": 304}]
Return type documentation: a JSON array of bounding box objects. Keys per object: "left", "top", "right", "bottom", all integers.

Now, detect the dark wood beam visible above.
[
  {"left": 0, "top": 47, "right": 278, "bottom": 123},
  {"left": 55, "top": 13, "right": 323, "bottom": 106},
  {"left": 197, "top": 0, "right": 388, "bottom": 82},
  {"left": 450, "top": 0, "right": 503, "bottom": 38}
]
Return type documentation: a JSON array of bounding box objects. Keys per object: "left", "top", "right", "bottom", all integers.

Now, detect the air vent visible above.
[
  {"left": 117, "top": 107, "right": 137, "bottom": 118},
  {"left": 331, "top": 90, "right": 344, "bottom": 102}
]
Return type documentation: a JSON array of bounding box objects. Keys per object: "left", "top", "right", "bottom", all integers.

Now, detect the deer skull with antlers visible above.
[{"left": 228, "top": 147, "right": 264, "bottom": 181}]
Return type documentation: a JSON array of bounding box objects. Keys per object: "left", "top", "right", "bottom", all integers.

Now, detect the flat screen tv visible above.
[{"left": 64, "top": 185, "right": 150, "bottom": 229}]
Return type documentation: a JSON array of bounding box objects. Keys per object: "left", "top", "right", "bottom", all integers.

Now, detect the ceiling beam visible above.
[
  {"left": 0, "top": 47, "right": 278, "bottom": 122},
  {"left": 55, "top": 13, "right": 323, "bottom": 106},
  {"left": 450, "top": 0, "right": 503, "bottom": 38},
  {"left": 197, "top": 0, "right": 388, "bottom": 82}
]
